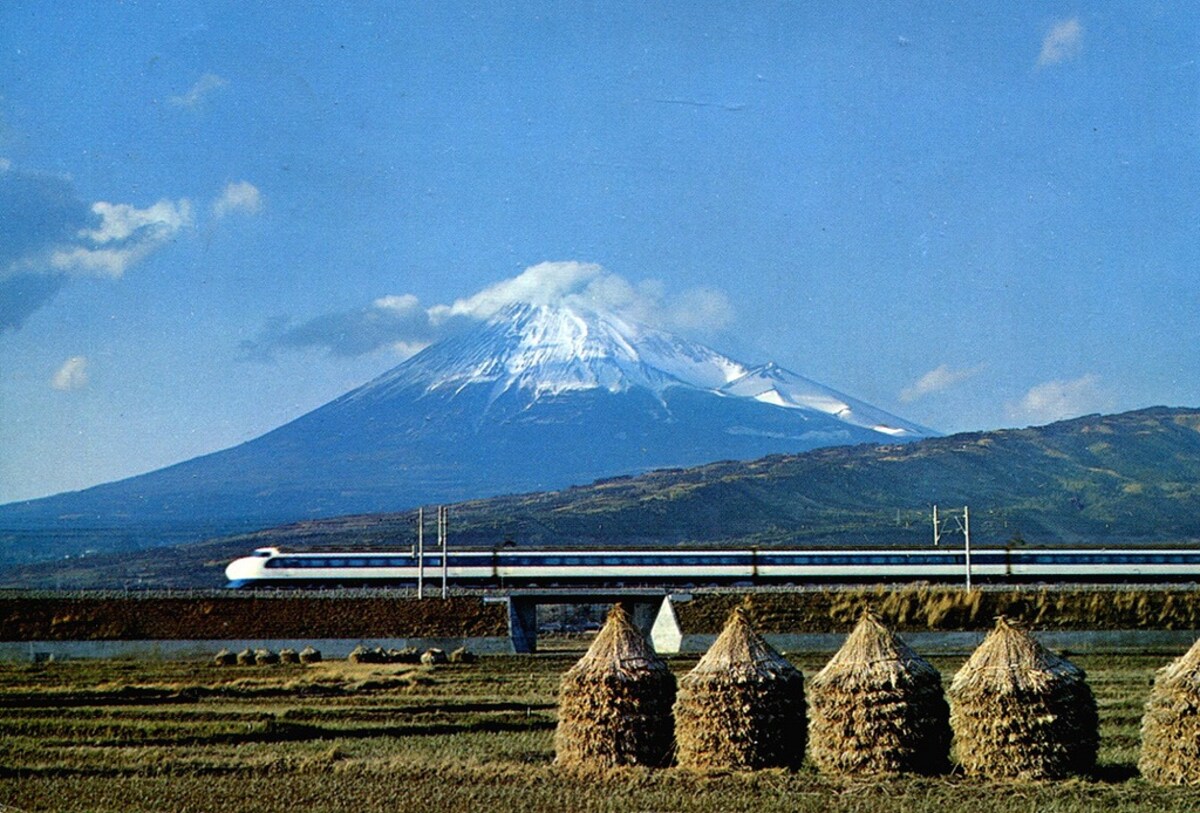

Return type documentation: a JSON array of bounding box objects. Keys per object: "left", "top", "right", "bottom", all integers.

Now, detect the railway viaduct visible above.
[{"left": 486, "top": 589, "right": 688, "bottom": 653}]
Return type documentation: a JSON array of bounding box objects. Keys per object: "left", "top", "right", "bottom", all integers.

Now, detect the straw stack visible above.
[
  {"left": 948, "top": 617, "right": 1098, "bottom": 780},
  {"left": 673, "top": 607, "right": 806, "bottom": 771},
  {"left": 808, "top": 611, "right": 949, "bottom": 776},
  {"left": 1139, "top": 637, "right": 1200, "bottom": 784},
  {"left": 554, "top": 603, "right": 676, "bottom": 769}
]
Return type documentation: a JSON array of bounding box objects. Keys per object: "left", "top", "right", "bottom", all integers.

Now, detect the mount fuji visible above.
[{"left": 0, "top": 302, "right": 934, "bottom": 564}]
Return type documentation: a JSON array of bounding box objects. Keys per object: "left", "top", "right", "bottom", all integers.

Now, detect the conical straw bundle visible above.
[
  {"left": 674, "top": 607, "right": 806, "bottom": 771},
  {"left": 554, "top": 604, "right": 676, "bottom": 769},
  {"left": 948, "top": 617, "right": 1098, "bottom": 780},
  {"left": 808, "top": 611, "right": 949, "bottom": 776},
  {"left": 1140, "top": 637, "right": 1200, "bottom": 784}
]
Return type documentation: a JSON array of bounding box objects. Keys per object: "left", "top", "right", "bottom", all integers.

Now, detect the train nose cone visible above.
[{"left": 225, "top": 557, "right": 259, "bottom": 584}]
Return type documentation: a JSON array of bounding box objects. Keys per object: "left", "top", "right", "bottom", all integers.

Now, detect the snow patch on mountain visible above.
[{"left": 719, "top": 362, "right": 927, "bottom": 437}]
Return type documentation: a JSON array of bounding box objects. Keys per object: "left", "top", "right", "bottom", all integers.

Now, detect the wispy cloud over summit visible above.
[{"left": 242, "top": 261, "right": 736, "bottom": 361}]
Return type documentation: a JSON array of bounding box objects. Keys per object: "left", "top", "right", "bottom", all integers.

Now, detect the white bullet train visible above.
[{"left": 224, "top": 545, "right": 1200, "bottom": 588}]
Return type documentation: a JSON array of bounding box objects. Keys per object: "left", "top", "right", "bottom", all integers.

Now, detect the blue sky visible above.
[{"left": 1, "top": 3, "right": 1197, "bottom": 504}]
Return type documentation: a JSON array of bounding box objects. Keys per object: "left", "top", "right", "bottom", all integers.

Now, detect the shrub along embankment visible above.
[
  {"left": 0, "top": 595, "right": 508, "bottom": 641},
  {"left": 676, "top": 586, "right": 1200, "bottom": 634}
]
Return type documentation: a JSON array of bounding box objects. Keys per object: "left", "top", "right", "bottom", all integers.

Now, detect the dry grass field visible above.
[{"left": 1, "top": 650, "right": 1199, "bottom": 812}]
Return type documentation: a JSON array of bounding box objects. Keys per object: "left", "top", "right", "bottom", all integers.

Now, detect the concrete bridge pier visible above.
[{"left": 506, "top": 598, "right": 539, "bottom": 654}]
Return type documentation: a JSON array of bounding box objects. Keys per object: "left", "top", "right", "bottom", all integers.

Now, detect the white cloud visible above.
[
  {"left": 51, "top": 356, "right": 88, "bottom": 391},
  {"left": 1038, "top": 18, "right": 1083, "bottom": 67},
  {"left": 80, "top": 199, "right": 192, "bottom": 244},
  {"left": 247, "top": 261, "right": 736, "bottom": 359},
  {"left": 1, "top": 163, "right": 204, "bottom": 329},
  {"left": 0, "top": 157, "right": 11, "bottom": 172},
  {"left": 439, "top": 261, "right": 606, "bottom": 320},
  {"left": 212, "top": 181, "right": 261, "bottom": 219},
  {"left": 1006, "top": 374, "right": 1113, "bottom": 425},
  {"left": 169, "top": 73, "right": 227, "bottom": 108},
  {"left": 50, "top": 198, "right": 193, "bottom": 278},
  {"left": 666, "top": 286, "right": 736, "bottom": 334},
  {"left": 436, "top": 261, "right": 735, "bottom": 335},
  {"left": 388, "top": 340, "right": 432, "bottom": 359},
  {"left": 900, "top": 363, "right": 984, "bottom": 403},
  {"left": 373, "top": 293, "right": 422, "bottom": 314}
]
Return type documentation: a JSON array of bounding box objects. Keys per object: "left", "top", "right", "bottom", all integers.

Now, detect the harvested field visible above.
[{"left": 0, "top": 651, "right": 1199, "bottom": 812}]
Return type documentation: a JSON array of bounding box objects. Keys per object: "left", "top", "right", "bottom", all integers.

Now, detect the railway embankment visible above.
[
  {"left": 0, "top": 593, "right": 508, "bottom": 641},
  {"left": 676, "top": 585, "right": 1200, "bottom": 633},
  {"left": 1, "top": 585, "right": 1199, "bottom": 639}
]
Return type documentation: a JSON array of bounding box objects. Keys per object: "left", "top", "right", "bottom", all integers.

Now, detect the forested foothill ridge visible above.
[{"left": 3, "top": 406, "right": 1199, "bottom": 589}]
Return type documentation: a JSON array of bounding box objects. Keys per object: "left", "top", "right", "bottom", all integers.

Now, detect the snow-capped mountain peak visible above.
[
  {"left": 345, "top": 300, "right": 931, "bottom": 439},
  {"left": 357, "top": 302, "right": 749, "bottom": 401}
]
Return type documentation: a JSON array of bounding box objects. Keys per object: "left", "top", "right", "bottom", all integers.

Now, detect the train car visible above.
[
  {"left": 224, "top": 545, "right": 1200, "bottom": 588},
  {"left": 223, "top": 547, "right": 492, "bottom": 588}
]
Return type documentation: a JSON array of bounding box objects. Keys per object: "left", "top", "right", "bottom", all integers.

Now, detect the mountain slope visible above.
[
  {"left": 0, "top": 303, "right": 932, "bottom": 566},
  {"left": 224, "top": 405, "right": 1200, "bottom": 552},
  {"left": 8, "top": 406, "right": 1198, "bottom": 588}
]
